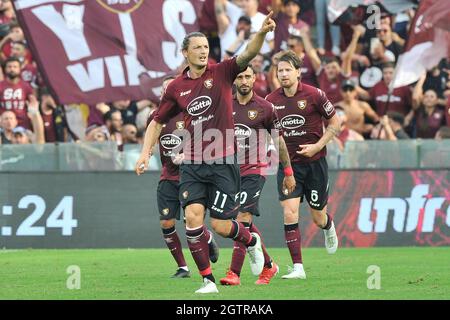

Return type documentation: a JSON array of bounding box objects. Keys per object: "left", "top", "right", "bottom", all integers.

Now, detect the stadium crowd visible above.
[{"left": 0, "top": 0, "right": 449, "bottom": 147}]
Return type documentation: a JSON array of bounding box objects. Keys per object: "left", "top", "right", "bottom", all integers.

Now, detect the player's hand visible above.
[
  {"left": 259, "top": 11, "right": 276, "bottom": 34},
  {"left": 282, "top": 175, "right": 296, "bottom": 195},
  {"left": 26, "top": 95, "right": 39, "bottom": 117},
  {"left": 297, "top": 144, "right": 321, "bottom": 158},
  {"left": 135, "top": 152, "right": 151, "bottom": 176},
  {"left": 172, "top": 153, "right": 185, "bottom": 165}
]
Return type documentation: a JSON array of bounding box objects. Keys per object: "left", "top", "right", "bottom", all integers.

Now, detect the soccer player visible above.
[
  {"left": 266, "top": 51, "right": 340, "bottom": 279},
  {"left": 152, "top": 76, "right": 219, "bottom": 278},
  {"left": 220, "top": 66, "right": 295, "bottom": 286},
  {"left": 136, "top": 13, "right": 277, "bottom": 294}
]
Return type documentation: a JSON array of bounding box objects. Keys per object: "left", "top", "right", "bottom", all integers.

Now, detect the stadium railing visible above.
[{"left": 0, "top": 140, "right": 449, "bottom": 171}]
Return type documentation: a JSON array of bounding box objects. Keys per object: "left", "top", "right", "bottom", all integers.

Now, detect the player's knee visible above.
[
  {"left": 283, "top": 207, "right": 298, "bottom": 221},
  {"left": 160, "top": 219, "right": 175, "bottom": 229},
  {"left": 311, "top": 209, "right": 327, "bottom": 227},
  {"left": 237, "top": 212, "right": 252, "bottom": 223}
]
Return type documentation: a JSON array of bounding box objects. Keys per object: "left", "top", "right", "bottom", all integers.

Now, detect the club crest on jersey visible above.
[
  {"left": 297, "top": 100, "right": 307, "bottom": 110},
  {"left": 204, "top": 78, "right": 213, "bottom": 89},
  {"left": 96, "top": 0, "right": 143, "bottom": 14},
  {"left": 176, "top": 121, "right": 185, "bottom": 130},
  {"left": 248, "top": 110, "right": 258, "bottom": 120},
  {"left": 162, "top": 208, "right": 170, "bottom": 216},
  {"left": 182, "top": 191, "right": 189, "bottom": 199}
]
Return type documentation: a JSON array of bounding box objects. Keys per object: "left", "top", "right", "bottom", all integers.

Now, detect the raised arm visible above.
[
  {"left": 236, "top": 11, "right": 276, "bottom": 69},
  {"left": 214, "top": 0, "right": 230, "bottom": 36},
  {"left": 299, "top": 27, "right": 321, "bottom": 73},
  {"left": 341, "top": 25, "right": 365, "bottom": 77},
  {"left": 27, "top": 95, "right": 45, "bottom": 144},
  {"left": 412, "top": 72, "right": 426, "bottom": 110}
]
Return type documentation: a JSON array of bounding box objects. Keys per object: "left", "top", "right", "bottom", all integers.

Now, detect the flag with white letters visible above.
[{"left": 14, "top": 0, "right": 204, "bottom": 104}]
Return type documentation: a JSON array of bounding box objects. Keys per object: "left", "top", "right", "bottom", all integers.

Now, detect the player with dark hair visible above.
[
  {"left": 266, "top": 50, "right": 341, "bottom": 279},
  {"left": 220, "top": 65, "right": 295, "bottom": 286},
  {"left": 136, "top": 13, "right": 277, "bottom": 294}
]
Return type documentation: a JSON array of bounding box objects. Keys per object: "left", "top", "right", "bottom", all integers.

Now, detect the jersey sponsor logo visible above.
[
  {"left": 176, "top": 121, "right": 185, "bottom": 130},
  {"left": 180, "top": 90, "right": 191, "bottom": 97},
  {"left": 186, "top": 96, "right": 212, "bottom": 116},
  {"left": 248, "top": 110, "right": 258, "bottom": 120},
  {"left": 160, "top": 134, "right": 182, "bottom": 149},
  {"left": 297, "top": 100, "right": 307, "bottom": 110},
  {"left": 204, "top": 78, "right": 213, "bottom": 89},
  {"left": 280, "top": 114, "right": 305, "bottom": 129},
  {"left": 234, "top": 123, "right": 252, "bottom": 140},
  {"left": 323, "top": 101, "right": 334, "bottom": 116},
  {"left": 96, "top": 0, "right": 144, "bottom": 14}
]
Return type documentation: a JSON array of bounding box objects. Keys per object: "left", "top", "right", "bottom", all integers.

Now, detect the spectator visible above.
[
  {"left": 0, "top": 0, "right": 15, "bottom": 25},
  {"left": 249, "top": 53, "right": 270, "bottom": 97},
  {"left": 103, "top": 109, "right": 123, "bottom": 146},
  {"left": 84, "top": 124, "right": 110, "bottom": 143},
  {"left": 122, "top": 123, "right": 138, "bottom": 144},
  {"left": 0, "top": 22, "right": 32, "bottom": 65},
  {"left": 40, "top": 90, "right": 78, "bottom": 143},
  {"left": 376, "top": 21, "right": 403, "bottom": 62},
  {"left": 314, "top": 0, "right": 341, "bottom": 56},
  {"left": 371, "top": 112, "right": 410, "bottom": 141},
  {"left": 10, "top": 40, "right": 39, "bottom": 91},
  {"left": 358, "top": 62, "right": 413, "bottom": 117},
  {"left": 214, "top": 0, "right": 246, "bottom": 60},
  {"left": 272, "top": 0, "right": 309, "bottom": 52},
  {"left": 0, "top": 109, "right": 15, "bottom": 144},
  {"left": 411, "top": 89, "right": 446, "bottom": 139},
  {"left": 301, "top": 24, "right": 364, "bottom": 104},
  {"left": 287, "top": 34, "right": 316, "bottom": 86},
  {"left": 435, "top": 126, "right": 450, "bottom": 140},
  {"left": 334, "top": 107, "right": 364, "bottom": 151},
  {"left": 241, "top": 0, "right": 273, "bottom": 55},
  {"left": 422, "top": 60, "right": 449, "bottom": 100},
  {"left": 0, "top": 57, "right": 36, "bottom": 130},
  {"left": 110, "top": 99, "right": 153, "bottom": 126},
  {"left": 335, "top": 79, "right": 379, "bottom": 136}
]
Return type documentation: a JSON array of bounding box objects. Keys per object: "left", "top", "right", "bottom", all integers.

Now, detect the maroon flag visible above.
[
  {"left": 14, "top": 0, "right": 204, "bottom": 105},
  {"left": 391, "top": 0, "right": 450, "bottom": 89}
]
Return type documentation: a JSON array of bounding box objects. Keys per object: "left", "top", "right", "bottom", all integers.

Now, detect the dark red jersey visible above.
[
  {"left": 317, "top": 69, "right": 348, "bottom": 105},
  {"left": 42, "top": 112, "right": 56, "bottom": 142},
  {"left": 153, "top": 58, "right": 242, "bottom": 162},
  {"left": 266, "top": 82, "right": 336, "bottom": 164},
  {"left": 233, "top": 92, "right": 280, "bottom": 176},
  {"left": 157, "top": 112, "right": 185, "bottom": 181},
  {"left": 369, "top": 81, "right": 412, "bottom": 116},
  {"left": 0, "top": 79, "right": 34, "bottom": 129}
]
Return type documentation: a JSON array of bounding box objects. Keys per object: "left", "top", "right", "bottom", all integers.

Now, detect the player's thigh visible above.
[
  {"left": 157, "top": 180, "right": 181, "bottom": 222},
  {"left": 207, "top": 163, "right": 241, "bottom": 220},
  {"left": 304, "top": 157, "right": 329, "bottom": 211},
  {"left": 239, "top": 174, "right": 266, "bottom": 217},
  {"left": 179, "top": 164, "right": 208, "bottom": 210}
]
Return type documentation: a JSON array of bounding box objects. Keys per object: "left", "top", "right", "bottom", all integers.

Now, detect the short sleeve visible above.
[
  {"left": 152, "top": 86, "right": 182, "bottom": 124},
  {"left": 315, "top": 88, "right": 336, "bottom": 119},
  {"left": 216, "top": 57, "right": 242, "bottom": 84}
]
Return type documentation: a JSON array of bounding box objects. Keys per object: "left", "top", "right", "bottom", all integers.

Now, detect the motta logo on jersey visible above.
[
  {"left": 234, "top": 123, "right": 252, "bottom": 140},
  {"left": 160, "top": 134, "right": 182, "bottom": 150},
  {"left": 96, "top": 0, "right": 144, "bottom": 14},
  {"left": 186, "top": 96, "right": 212, "bottom": 116},
  {"left": 280, "top": 115, "right": 305, "bottom": 129}
]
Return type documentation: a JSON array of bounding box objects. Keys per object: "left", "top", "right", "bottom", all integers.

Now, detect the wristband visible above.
[{"left": 284, "top": 166, "right": 293, "bottom": 176}]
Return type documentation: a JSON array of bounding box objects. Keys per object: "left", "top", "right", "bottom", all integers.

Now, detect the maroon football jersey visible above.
[
  {"left": 153, "top": 58, "right": 242, "bottom": 162},
  {"left": 0, "top": 79, "right": 34, "bottom": 130},
  {"left": 266, "top": 82, "right": 336, "bottom": 164},
  {"left": 158, "top": 112, "right": 185, "bottom": 181},
  {"left": 253, "top": 72, "right": 270, "bottom": 99},
  {"left": 414, "top": 106, "right": 446, "bottom": 139},
  {"left": 301, "top": 55, "right": 317, "bottom": 87},
  {"left": 317, "top": 69, "right": 348, "bottom": 105},
  {"left": 233, "top": 93, "right": 280, "bottom": 176},
  {"left": 369, "top": 81, "right": 412, "bottom": 116},
  {"left": 21, "top": 63, "right": 38, "bottom": 88}
]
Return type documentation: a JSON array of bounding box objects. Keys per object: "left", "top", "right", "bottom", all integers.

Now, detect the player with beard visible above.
[
  {"left": 136, "top": 13, "right": 278, "bottom": 294},
  {"left": 151, "top": 76, "right": 219, "bottom": 279},
  {"left": 266, "top": 51, "right": 340, "bottom": 280},
  {"left": 220, "top": 66, "right": 295, "bottom": 286},
  {"left": 0, "top": 57, "right": 36, "bottom": 130}
]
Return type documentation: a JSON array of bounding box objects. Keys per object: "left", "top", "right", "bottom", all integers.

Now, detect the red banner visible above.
[{"left": 14, "top": 0, "right": 204, "bottom": 105}]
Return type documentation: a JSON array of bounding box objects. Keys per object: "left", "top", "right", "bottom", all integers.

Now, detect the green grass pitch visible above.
[{"left": 0, "top": 247, "right": 449, "bottom": 300}]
